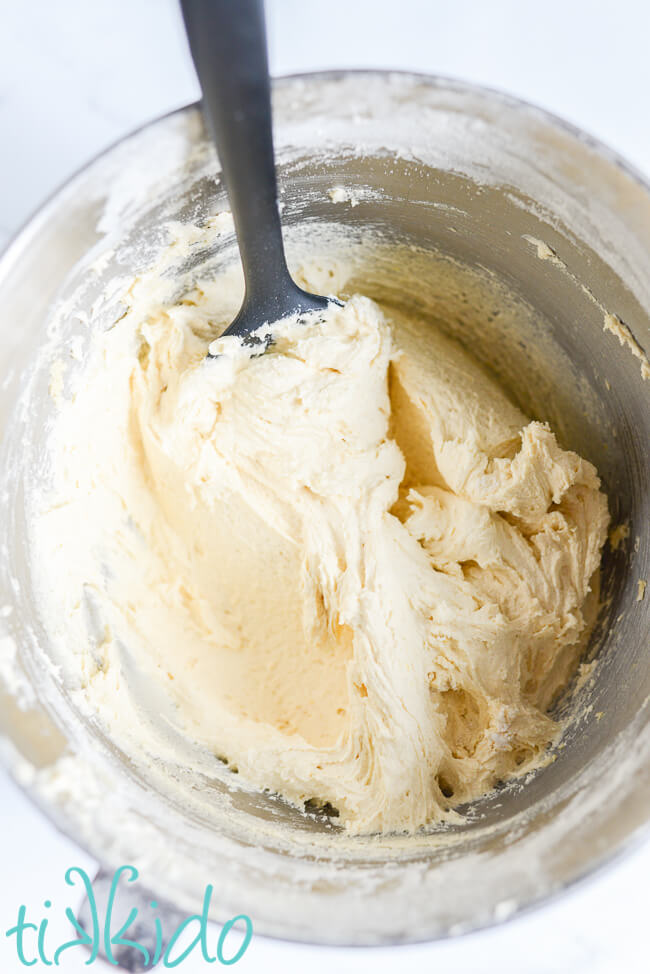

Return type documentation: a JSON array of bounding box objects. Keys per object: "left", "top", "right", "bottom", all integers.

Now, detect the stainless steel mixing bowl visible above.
[{"left": 0, "top": 72, "right": 648, "bottom": 946}]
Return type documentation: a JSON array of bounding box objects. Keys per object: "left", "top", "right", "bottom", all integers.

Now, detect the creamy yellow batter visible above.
[{"left": 32, "top": 243, "right": 609, "bottom": 835}]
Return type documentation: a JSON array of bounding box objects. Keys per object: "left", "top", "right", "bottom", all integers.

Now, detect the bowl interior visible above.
[{"left": 0, "top": 74, "right": 648, "bottom": 944}]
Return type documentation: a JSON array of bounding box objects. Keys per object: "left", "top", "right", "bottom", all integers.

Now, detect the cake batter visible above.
[{"left": 30, "top": 245, "right": 609, "bottom": 835}]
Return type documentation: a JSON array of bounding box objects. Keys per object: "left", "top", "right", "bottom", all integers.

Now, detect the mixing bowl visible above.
[{"left": 0, "top": 71, "right": 648, "bottom": 946}]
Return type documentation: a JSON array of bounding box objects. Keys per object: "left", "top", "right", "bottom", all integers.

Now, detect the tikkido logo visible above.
[{"left": 4, "top": 866, "right": 253, "bottom": 968}]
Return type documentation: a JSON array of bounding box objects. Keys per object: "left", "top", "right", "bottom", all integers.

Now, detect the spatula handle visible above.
[{"left": 181, "top": 0, "right": 288, "bottom": 303}]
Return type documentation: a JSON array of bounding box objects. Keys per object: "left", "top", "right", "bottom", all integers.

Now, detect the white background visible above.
[{"left": 1, "top": 0, "right": 649, "bottom": 971}]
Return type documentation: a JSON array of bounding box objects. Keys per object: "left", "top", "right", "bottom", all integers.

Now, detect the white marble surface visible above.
[{"left": 1, "top": 1, "right": 649, "bottom": 971}]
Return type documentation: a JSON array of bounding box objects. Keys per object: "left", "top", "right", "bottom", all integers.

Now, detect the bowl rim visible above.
[{"left": 1, "top": 66, "right": 649, "bottom": 276}]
